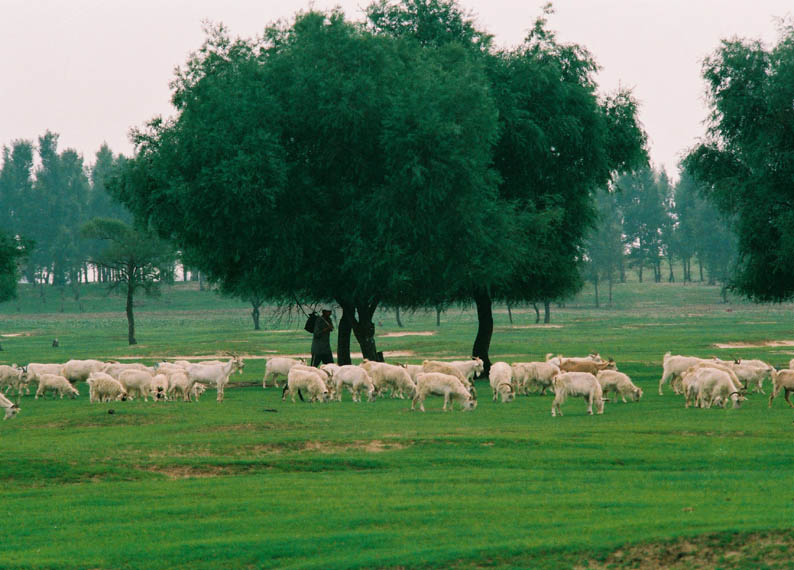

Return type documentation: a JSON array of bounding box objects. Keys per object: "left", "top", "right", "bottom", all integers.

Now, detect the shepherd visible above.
[{"left": 311, "top": 308, "right": 335, "bottom": 367}]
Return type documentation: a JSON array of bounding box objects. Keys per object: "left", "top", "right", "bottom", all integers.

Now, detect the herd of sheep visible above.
[{"left": 1, "top": 350, "right": 794, "bottom": 422}]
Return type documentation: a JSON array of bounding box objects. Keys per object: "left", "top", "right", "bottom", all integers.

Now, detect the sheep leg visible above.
[{"left": 785, "top": 389, "right": 794, "bottom": 408}]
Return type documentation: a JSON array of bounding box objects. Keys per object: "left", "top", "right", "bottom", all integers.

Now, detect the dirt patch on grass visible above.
[
  {"left": 302, "top": 440, "right": 408, "bottom": 453},
  {"left": 580, "top": 529, "right": 794, "bottom": 570},
  {"left": 0, "top": 332, "right": 32, "bottom": 337},
  {"left": 141, "top": 464, "right": 248, "bottom": 479},
  {"left": 714, "top": 340, "right": 794, "bottom": 349}
]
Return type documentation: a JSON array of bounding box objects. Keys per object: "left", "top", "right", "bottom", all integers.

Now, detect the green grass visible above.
[{"left": 1, "top": 280, "right": 794, "bottom": 569}]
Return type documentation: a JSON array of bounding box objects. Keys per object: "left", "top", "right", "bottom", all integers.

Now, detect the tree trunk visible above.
[
  {"left": 251, "top": 302, "right": 261, "bottom": 330},
  {"left": 608, "top": 274, "right": 614, "bottom": 304},
  {"left": 198, "top": 271, "right": 205, "bottom": 291},
  {"left": 638, "top": 264, "right": 643, "bottom": 283},
  {"left": 532, "top": 302, "right": 540, "bottom": 324},
  {"left": 126, "top": 281, "right": 136, "bottom": 345},
  {"left": 435, "top": 306, "right": 442, "bottom": 327},
  {"left": 337, "top": 304, "right": 354, "bottom": 366},
  {"left": 544, "top": 300, "right": 551, "bottom": 324},
  {"left": 593, "top": 276, "right": 599, "bottom": 308},
  {"left": 395, "top": 307, "right": 403, "bottom": 328},
  {"left": 507, "top": 302, "right": 513, "bottom": 325},
  {"left": 698, "top": 259, "right": 704, "bottom": 282},
  {"left": 668, "top": 256, "right": 675, "bottom": 282},
  {"left": 351, "top": 300, "right": 379, "bottom": 361},
  {"left": 472, "top": 289, "right": 493, "bottom": 375}
]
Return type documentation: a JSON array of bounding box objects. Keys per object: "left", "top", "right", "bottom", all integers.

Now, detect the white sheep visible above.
[
  {"left": 189, "top": 383, "right": 207, "bottom": 402},
  {"left": 551, "top": 372, "right": 605, "bottom": 417},
  {"left": 35, "top": 373, "right": 79, "bottom": 399},
  {"left": 361, "top": 361, "right": 416, "bottom": 399},
  {"left": 167, "top": 371, "right": 197, "bottom": 402},
  {"left": 0, "top": 364, "right": 28, "bottom": 396},
  {"left": 103, "top": 362, "right": 153, "bottom": 380},
  {"left": 184, "top": 356, "right": 244, "bottom": 402},
  {"left": 26, "top": 363, "right": 65, "bottom": 387},
  {"left": 421, "top": 360, "right": 473, "bottom": 393},
  {"left": 448, "top": 357, "right": 485, "bottom": 383},
  {"left": 511, "top": 361, "right": 559, "bottom": 395},
  {"left": 596, "top": 370, "right": 643, "bottom": 403},
  {"left": 658, "top": 353, "right": 714, "bottom": 395},
  {"left": 150, "top": 373, "right": 169, "bottom": 402},
  {"left": 86, "top": 372, "right": 128, "bottom": 403},
  {"left": 283, "top": 368, "right": 329, "bottom": 403},
  {"left": 769, "top": 369, "right": 794, "bottom": 408},
  {"left": 324, "top": 364, "right": 374, "bottom": 402},
  {"left": 488, "top": 362, "right": 515, "bottom": 402},
  {"left": 61, "top": 359, "right": 109, "bottom": 383},
  {"left": 412, "top": 372, "right": 477, "bottom": 412},
  {"left": 118, "top": 369, "right": 155, "bottom": 401},
  {"left": 263, "top": 357, "right": 306, "bottom": 388},
  {"left": 0, "top": 392, "right": 20, "bottom": 420}
]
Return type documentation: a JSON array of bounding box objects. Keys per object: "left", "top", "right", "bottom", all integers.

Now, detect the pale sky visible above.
[{"left": 1, "top": 0, "right": 792, "bottom": 179}]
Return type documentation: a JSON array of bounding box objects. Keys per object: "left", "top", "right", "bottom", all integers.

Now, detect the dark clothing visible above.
[{"left": 311, "top": 314, "right": 334, "bottom": 367}]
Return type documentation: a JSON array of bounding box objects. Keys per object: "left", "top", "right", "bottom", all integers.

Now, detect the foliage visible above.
[
  {"left": 81, "top": 217, "right": 176, "bottom": 344},
  {"left": 114, "top": 12, "right": 510, "bottom": 361},
  {"left": 0, "top": 231, "right": 29, "bottom": 303},
  {"left": 685, "top": 24, "right": 794, "bottom": 301}
]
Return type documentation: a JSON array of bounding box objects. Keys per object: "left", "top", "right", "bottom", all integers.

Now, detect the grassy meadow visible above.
[{"left": 1, "top": 279, "right": 794, "bottom": 569}]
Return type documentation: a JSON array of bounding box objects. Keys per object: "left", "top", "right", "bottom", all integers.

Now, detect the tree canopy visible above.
[{"left": 684, "top": 23, "right": 794, "bottom": 301}]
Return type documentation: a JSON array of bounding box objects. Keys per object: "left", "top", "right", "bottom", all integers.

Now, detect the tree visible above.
[
  {"left": 584, "top": 190, "right": 624, "bottom": 307},
  {"left": 615, "top": 167, "right": 668, "bottom": 283},
  {"left": 0, "top": 232, "right": 29, "bottom": 303},
  {"left": 113, "top": 13, "right": 510, "bottom": 363},
  {"left": 81, "top": 218, "right": 175, "bottom": 344},
  {"left": 367, "top": 1, "right": 647, "bottom": 371},
  {"left": 684, "top": 24, "right": 794, "bottom": 301}
]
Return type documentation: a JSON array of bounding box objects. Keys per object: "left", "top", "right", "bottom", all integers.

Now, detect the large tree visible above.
[
  {"left": 368, "top": 1, "right": 647, "bottom": 369},
  {"left": 81, "top": 218, "right": 176, "bottom": 345},
  {"left": 684, "top": 25, "right": 794, "bottom": 301},
  {"left": 113, "top": 13, "right": 511, "bottom": 362}
]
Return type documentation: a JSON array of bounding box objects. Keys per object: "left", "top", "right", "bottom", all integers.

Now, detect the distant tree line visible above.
[{"left": 582, "top": 165, "right": 738, "bottom": 306}]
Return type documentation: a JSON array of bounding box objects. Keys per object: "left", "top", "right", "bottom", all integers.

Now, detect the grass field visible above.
[{"left": 1, "top": 280, "right": 794, "bottom": 569}]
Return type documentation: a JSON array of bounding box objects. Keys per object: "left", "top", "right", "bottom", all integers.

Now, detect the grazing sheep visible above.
[
  {"left": 596, "top": 370, "right": 643, "bottom": 403},
  {"left": 118, "top": 369, "right": 155, "bottom": 401},
  {"left": 421, "top": 360, "right": 474, "bottom": 396},
  {"left": 263, "top": 357, "right": 306, "bottom": 388},
  {"left": 658, "top": 353, "right": 714, "bottom": 395},
  {"left": 103, "top": 362, "right": 153, "bottom": 380},
  {"left": 0, "top": 364, "right": 28, "bottom": 396},
  {"left": 448, "top": 357, "right": 485, "bottom": 383},
  {"left": 189, "top": 383, "right": 207, "bottom": 402},
  {"left": 0, "top": 392, "right": 20, "bottom": 420},
  {"left": 511, "top": 361, "right": 559, "bottom": 395},
  {"left": 325, "top": 365, "right": 374, "bottom": 402},
  {"left": 150, "top": 373, "right": 169, "bottom": 402},
  {"left": 361, "top": 361, "right": 416, "bottom": 399},
  {"left": 167, "top": 372, "right": 197, "bottom": 402},
  {"left": 488, "top": 362, "right": 515, "bottom": 402},
  {"left": 283, "top": 368, "right": 329, "bottom": 403},
  {"left": 86, "top": 372, "right": 128, "bottom": 403},
  {"left": 61, "top": 359, "right": 108, "bottom": 384},
  {"left": 551, "top": 372, "right": 605, "bottom": 417},
  {"left": 26, "top": 363, "right": 64, "bottom": 388},
  {"left": 559, "top": 357, "right": 617, "bottom": 375},
  {"left": 412, "top": 372, "right": 477, "bottom": 412},
  {"left": 769, "top": 369, "right": 794, "bottom": 408},
  {"left": 35, "top": 374, "right": 79, "bottom": 399}
]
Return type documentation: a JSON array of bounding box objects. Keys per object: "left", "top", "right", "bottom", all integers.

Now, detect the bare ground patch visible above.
[
  {"left": 140, "top": 464, "right": 249, "bottom": 479},
  {"left": 714, "top": 340, "right": 794, "bottom": 349},
  {"left": 301, "top": 439, "right": 409, "bottom": 453},
  {"left": 579, "top": 530, "right": 794, "bottom": 570},
  {"left": 495, "top": 324, "right": 564, "bottom": 330}
]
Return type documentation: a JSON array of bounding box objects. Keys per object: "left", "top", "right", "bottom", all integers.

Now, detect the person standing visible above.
[{"left": 311, "top": 308, "right": 334, "bottom": 367}]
